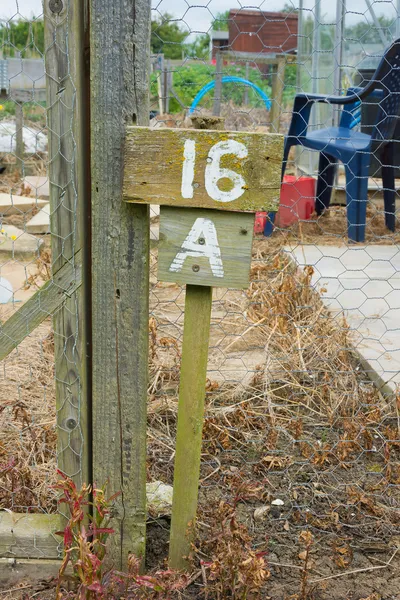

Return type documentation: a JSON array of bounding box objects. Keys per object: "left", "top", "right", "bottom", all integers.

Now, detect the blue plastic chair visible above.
[{"left": 281, "top": 39, "right": 400, "bottom": 242}]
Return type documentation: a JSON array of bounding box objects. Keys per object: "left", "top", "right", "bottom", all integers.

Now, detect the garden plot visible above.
[
  {"left": 2, "top": 221, "right": 400, "bottom": 599},
  {"left": 146, "top": 238, "right": 400, "bottom": 599}
]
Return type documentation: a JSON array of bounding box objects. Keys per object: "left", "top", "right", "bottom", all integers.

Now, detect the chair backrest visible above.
[{"left": 365, "top": 39, "right": 400, "bottom": 141}]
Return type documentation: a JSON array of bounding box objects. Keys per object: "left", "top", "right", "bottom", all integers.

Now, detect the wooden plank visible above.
[
  {"left": 158, "top": 207, "right": 254, "bottom": 288},
  {"left": 0, "top": 249, "right": 82, "bottom": 362},
  {"left": 15, "top": 102, "right": 23, "bottom": 177},
  {"left": 44, "top": 0, "right": 91, "bottom": 490},
  {"left": 0, "top": 483, "right": 172, "bottom": 563},
  {"left": 270, "top": 55, "right": 286, "bottom": 133},
  {"left": 123, "top": 127, "right": 283, "bottom": 213},
  {"left": 168, "top": 285, "right": 213, "bottom": 570},
  {"left": 244, "top": 62, "right": 249, "bottom": 105},
  {"left": 223, "top": 50, "right": 296, "bottom": 64},
  {"left": 213, "top": 50, "right": 222, "bottom": 116},
  {"left": 0, "top": 513, "right": 62, "bottom": 559},
  {"left": 90, "top": 0, "right": 151, "bottom": 568}
]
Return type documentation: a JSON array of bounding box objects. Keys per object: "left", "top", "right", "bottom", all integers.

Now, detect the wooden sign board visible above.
[
  {"left": 158, "top": 207, "right": 254, "bottom": 288},
  {"left": 123, "top": 126, "right": 283, "bottom": 213}
]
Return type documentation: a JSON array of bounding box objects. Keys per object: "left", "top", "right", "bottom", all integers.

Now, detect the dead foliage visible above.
[
  {"left": 196, "top": 500, "right": 270, "bottom": 600},
  {"left": 0, "top": 322, "right": 56, "bottom": 512}
]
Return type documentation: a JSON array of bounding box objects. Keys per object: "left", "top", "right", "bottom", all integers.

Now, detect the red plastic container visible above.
[
  {"left": 254, "top": 212, "right": 267, "bottom": 233},
  {"left": 254, "top": 175, "right": 317, "bottom": 235},
  {"left": 276, "top": 175, "right": 316, "bottom": 227},
  {"left": 253, "top": 175, "right": 316, "bottom": 234}
]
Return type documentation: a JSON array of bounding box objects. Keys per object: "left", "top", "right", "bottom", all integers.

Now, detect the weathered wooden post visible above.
[
  {"left": 15, "top": 101, "right": 24, "bottom": 176},
  {"left": 44, "top": 0, "right": 91, "bottom": 490},
  {"left": 244, "top": 62, "right": 249, "bottom": 105},
  {"left": 270, "top": 55, "right": 286, "bottom": 133},
  {"left": 90, "top": 0, "right": 151, "bottom": 568},
  {"left": 213, "top": 50, "right": 223, "bottom": 116},
  {"left": 123, "top": 123, "right": 283, "bottom": 569}
]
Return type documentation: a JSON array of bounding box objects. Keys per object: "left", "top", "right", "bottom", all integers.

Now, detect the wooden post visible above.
[
  {"left": 244, "top": 62, "right": 249, "bottom": 105},
  {"left": 157, "top": 72, "right": 164, "bottom": 115},
  {"left": 90, "top": 0, "right": 150, "bottom": 568},
  {"left": 168, "top": 116, "right": 222, "bottom": 570},
  {"left": 15, "top": 101, "right": 23, "bottom": 176},
  {"left": 44, "top": 0, "right": 91, "bottom": 489},
  {"left": 165, "top": 60, "right": 171, "bottom": 114},
  {"left": 168, "top": 285, "right": 212, "bottom": 569},
  {"left": 270, "top": 55, "right": 286, "bottom": 133},
  {"left": 213, "top": 50, "right": 222, "bottom": 116},
  {"left": 163, "top": 65, "right": 168, "bottom": 114}
]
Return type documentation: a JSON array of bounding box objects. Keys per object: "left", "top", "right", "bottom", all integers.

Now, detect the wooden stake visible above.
[
  {"left": 15, "top": 102, "right": 23, "bottom": 177},
  {"left": 168, "top": 284, "right": 212, "bottom": 569},
  {"left": 168, "top": 115, "right": 227, "bottom": 570},
  {"left": 270, "top": 55, "right": 285, "bottom": 133},
  {"left": 213, "top": 50, "right": 222, "bottom": 117},
  {"left": 244, "top": 62, "right": 249, "bottom": 105}
]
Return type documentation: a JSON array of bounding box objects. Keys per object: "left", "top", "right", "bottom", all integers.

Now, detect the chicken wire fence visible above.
[
  {"left": 147, "top": 2, "right": 400, "bottom": 597},
  {"left": 1, "top": 0, "right": 400, "bottom": 596},
  {"left": 0, "top": 0, "right": 83, "bottom": 539}
]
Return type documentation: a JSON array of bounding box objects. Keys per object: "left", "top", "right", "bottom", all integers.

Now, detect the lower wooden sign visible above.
[{"left": 158, "top": 206, "right": 254, "bottom": 289}]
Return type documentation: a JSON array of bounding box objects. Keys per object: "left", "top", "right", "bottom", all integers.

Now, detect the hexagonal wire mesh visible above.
[
  {"left": 0, "top": 0, "right": 83, "bottom": 556},
  {"left": 147, "top": 2, "right": 400, "bottom": 597},
  {"left": 1, "top": 0, "right": 400, "bottom": 594}
]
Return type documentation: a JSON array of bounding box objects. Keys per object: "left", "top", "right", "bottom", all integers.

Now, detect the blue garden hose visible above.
[{"left": 189, "top": 76, "right": 272, "bottom": 114}]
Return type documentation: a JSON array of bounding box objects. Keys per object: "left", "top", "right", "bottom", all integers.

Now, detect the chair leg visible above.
[
  {"left": 263, "top": 212, "right": 276, "bottom": 237},
  {"left": 316, "top": 152, "right": 337, "bottom": 215},
  {"left": 345, "top": 154, "right": 370, "bottom": 242},
  {"left": 381, "top": 143, "right": 396, "bottom": 232}
]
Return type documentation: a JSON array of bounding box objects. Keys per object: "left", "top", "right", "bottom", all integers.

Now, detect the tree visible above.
[
  {"left": 211, "top": 10, "right": 230, "bottom": 32},
  {"left": 281, "top": 2, "right": 299, "bottom": 13},
  {"left": 185, "top": 34, "right": 210, "bottom": 59},
  {"left": 0, "top": 18, "right": 44, "bottom": 57},
  {"left": 345, "top": 16, "right": 394, "bottom": 45},
  {"left": 151, "top": 13, "right": 187, "bottom": 59}
]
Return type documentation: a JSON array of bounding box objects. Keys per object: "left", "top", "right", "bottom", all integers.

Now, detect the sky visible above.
[{"left": 0, "top": 0, "right": 397, "bottom": 32}]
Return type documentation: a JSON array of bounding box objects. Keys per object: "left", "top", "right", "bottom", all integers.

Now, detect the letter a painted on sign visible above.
[{"left": 169, "top": 217, "right": 224, "bottom": 278}]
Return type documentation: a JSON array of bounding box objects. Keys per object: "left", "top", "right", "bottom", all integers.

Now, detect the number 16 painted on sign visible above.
[{"left": 181, "top": 139, "right": 249, "bottom": 203}]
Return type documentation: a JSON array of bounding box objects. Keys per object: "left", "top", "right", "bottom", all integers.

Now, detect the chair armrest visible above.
[
  {"left": 295, "top": 85, "right": 382, "bottom": 105},
  {"left": 286, "top": 89, "right": 363, "bottom": 139},
  {"left": 286, "top": 86, "right": 385, "bottom": 139},
  {"left": 294, "top": 91, "right": 360, "bottom": 105}
]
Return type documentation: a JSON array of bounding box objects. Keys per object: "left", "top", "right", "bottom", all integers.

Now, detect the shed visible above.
[{"left": 229, "top": 9, "right": 298, "bottom": 55}]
